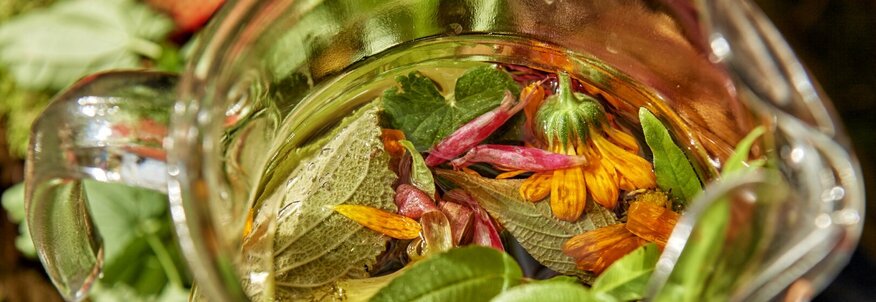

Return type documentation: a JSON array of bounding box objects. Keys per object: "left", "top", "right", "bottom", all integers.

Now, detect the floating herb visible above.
[
  {"left": 654, "top": 126, "right": 768, "bottom": 302},
  {"left": 399, "top": 139, "right": 437, "bottom": 197},
  {"left": 370, "top": 246, "right": 523, "bottom": 302},
  {"left": 247, "top": 104, "right": 398, "bottom": 298},
  {"left": 438, "top": 169, "right": 617, "bottom": 278},
  {"left": 639, "top": 108, "right": 702, "bottom": 205},
  {"left": 382, "top": 66, "right": 520, "bottom": 151}
]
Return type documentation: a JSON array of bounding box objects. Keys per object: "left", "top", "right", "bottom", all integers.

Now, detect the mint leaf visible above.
[
  {"left": 382, "top": 66, "right": 520, "bottom": 151},
  {"left": 370, "top": 246, "right": 523, "bottom": 302},
  {"left": 437, "top": 170, "right": 617, "bottom": 280},
  {"left": 491, "top": 282, "right": 613, "bottom": 302},
  {"left": 639, "top": 108, "right": 702, "bottom": 205},
  {"left": 591, "top": 243, "right": 659, "bottom": 301},
  {"left": 0, "top": 0, "right": 173, "bottom": 90},
  {"left": 400, "top": 139, "right": 437, "bottom": 197}
]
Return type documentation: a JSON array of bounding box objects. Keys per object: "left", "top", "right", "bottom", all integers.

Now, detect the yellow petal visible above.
[
  {"left": 520, "top": 172, "right": 552, "bottom": 202},
  {"left": 626, "top": 201, "right": 679, "bottom": 248},
  {"left": 593, "top": 134, "right": 656, "bottom": 191},
  {"left": 333, "top": 204, "right": 422, "bottom": 239},
  {"left": 550, "top": 167, "right": 587, "bottom": 221},
  {"left": 563, "top": 224, "right": 647, "bottom": 274},
  {"left": 583, "top": 144, "right": 619, "bottom": 210},
  {"left": 605, "top": 127, "right": 640, "bottom": 153}
]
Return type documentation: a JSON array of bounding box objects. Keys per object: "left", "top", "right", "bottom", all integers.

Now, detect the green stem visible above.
[
  {"left": 557, "top": 72, "right": 575, "bottom": 104},
  {"left": 145, "top": 232, "right": 183, "bottom": 287}
]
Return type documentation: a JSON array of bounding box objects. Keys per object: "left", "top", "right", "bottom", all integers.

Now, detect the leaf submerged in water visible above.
[
  {"left": 436, "top": 170, "right": 617, "bottom": 280},
  {"left": 242, "top": 103, "right": 398, "bottom": 300}
]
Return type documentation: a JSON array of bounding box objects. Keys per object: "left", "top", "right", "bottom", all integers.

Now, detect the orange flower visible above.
[
  {"left": 519, "top": 73, "right": 656, "bottom": 221},
  {"left": 563, "top": 191, "right": 679, "bottom": 273},
  {"left": 562, "top": 224, "right": 647, "bottom": 273}
]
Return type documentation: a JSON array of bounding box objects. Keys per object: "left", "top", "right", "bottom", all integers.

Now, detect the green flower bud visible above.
[{"left": 534, "top": 72, "right": 606, "bottom": 148}]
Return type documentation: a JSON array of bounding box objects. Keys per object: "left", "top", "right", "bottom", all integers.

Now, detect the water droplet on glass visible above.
[
  {"left": 605, "top": 32, "right": 621, "bottom": 54},
  {"left": 320, "top": 147, "right": 333, "bottom": 156},
  {"left": 449, "top": 23, "right": 463, "bottom": 35}
]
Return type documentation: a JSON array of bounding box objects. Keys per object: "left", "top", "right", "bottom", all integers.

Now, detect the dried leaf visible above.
[{"left": 437, "top": 170, "right": 617, "bottom": 278}]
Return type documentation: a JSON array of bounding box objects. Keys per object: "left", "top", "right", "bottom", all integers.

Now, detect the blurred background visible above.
[{"left": 0, "top": 0, "right": 873, "bottom": 301}]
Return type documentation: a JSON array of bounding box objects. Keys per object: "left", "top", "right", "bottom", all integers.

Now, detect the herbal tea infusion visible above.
[{"left": 237, "top": 61, "right": 766, "bottom": 301}]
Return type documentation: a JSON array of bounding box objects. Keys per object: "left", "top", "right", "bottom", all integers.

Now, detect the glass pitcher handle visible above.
[{"left": 24, "top": 71, "right": 246, "bottom": 302}]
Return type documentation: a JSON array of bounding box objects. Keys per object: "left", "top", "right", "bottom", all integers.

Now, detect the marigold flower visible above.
[
  {"left": 520, "top": 73, "right": 656, "bottom": 221},
  {"left": 562, "top": 224, "right": 647, "bottom": 273},
  {"left": 563, "top": 193, "right": 679, "bottom": 274}
]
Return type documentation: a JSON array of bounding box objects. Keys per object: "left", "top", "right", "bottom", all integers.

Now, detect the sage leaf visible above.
[
  {"left": 382, "top": 66, "right": 520, "bottom": 151},
  {"left": 491, "top": 282, "right": 615, "bottom": 302},
  {"left": 639, "top": 108, "right": 702, "bottom": 205},
  {"left": 400, "top": 139, "right": 437, "bottom": 197},
  {"left": 591, "top": 243, "right": 660, "bottom": 301},
  {"left": 370, "top": 246, "right": 523, "bottom": 302},
  {"left": 248, "top": 104, "right": 397, "bottom": 298},
  {"left": 0, "top": 0, "right": 173, "bottom": 90},
  {"left": 437, "top": 170, "right": 617, "bottom": 279}
]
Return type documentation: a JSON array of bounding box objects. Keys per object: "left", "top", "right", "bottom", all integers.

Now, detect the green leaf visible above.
[
  {"left": 2, "top": 183, "right": 37, "bottom": 257},
  {"left": 245, "top": 104, "right": 397, "bottom": 298},
  {"left": 382, "top": 66, "right": 520, "bottom": 150},
  {"left": 591, "top": 244, "right": 660, "bottom": 301},
  {"left": 399, "top": 139, "right": 437, "bottom": 197},
  {"left": 370, "top": 246, "right": 523, "bottom": 302},
  {"left": 436, "top": 170, "right": 617, "bottom": 279},
  {"left": 654, "top": 197, "right": 729, "bottom": 302},
  {"left": 0, "top": 68, "right": 53, "bottom": 158},
  {"left": 1, "top": 182, "right": 25, "bottom": 222},
  {"left": 491, "top": 282, "right": 614, "bottom": 302},
  {"left": 0, "top": 0, "right": 173, "bottom": 90},
  {"left": 722, "top": 126, "right": 766, "bottom": 174},
  {"left": 82, "top": 180, "right": 167, "bottom": 265},
  {"left": 639, "top": 108, "right": 702, "bottom": 205},
  {"left": 655, "top": 127, "right": 769, "bottom": 301}
]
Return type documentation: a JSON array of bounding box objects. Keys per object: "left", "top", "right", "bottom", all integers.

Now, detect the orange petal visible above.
[
  {"left": 520, "top": 172, "right": 552, "bottom": 202},
  {"left": 583, "top": 144, "right": 619, "bottom": 209},
  {"left": 550, "top": 167, "right": 587, "bottom": 221},
  {"left": 626, "top": 201, "right": 679, "bottom": 248},
  {"left": 563, "top": 224, "right": 647, "bottom": 274},
  {"left": 605, "top": 127, "right": 640, "bottom": 153},
  {"left": 593, "top": 134, "right": 656, "bottom": 191},
  {"left": 333, "top": 204, "right": 421, "bottom": 240},
  {"left": 523, "top": 83, "right": 547, "bottom": 144},
  {"left": 496, "top": 169, "right": 528, "bottom": 179},
  {"left": 381, "top": 129, "right": 407, "bottom": 158}
]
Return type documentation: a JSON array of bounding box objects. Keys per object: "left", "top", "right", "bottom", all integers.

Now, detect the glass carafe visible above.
[{"left": 24, "top": 0, "right": 864, "bottom": 301}]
